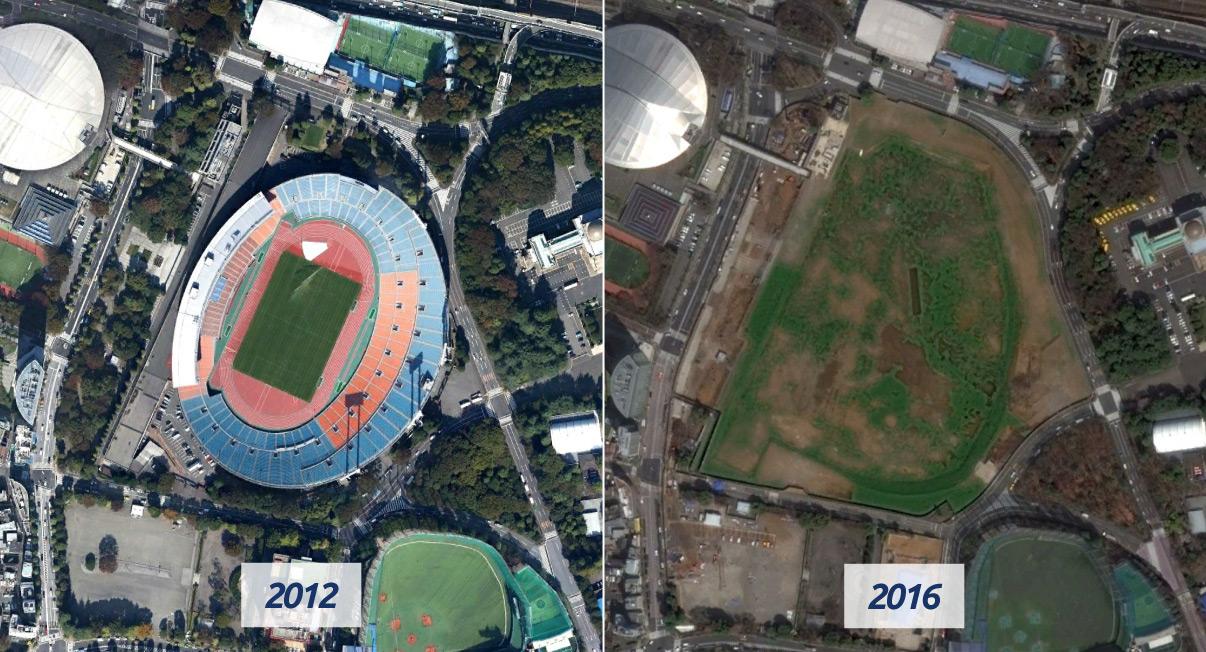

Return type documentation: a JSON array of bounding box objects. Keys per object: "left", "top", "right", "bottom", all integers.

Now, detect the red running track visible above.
[{"left": 209, "top": 220, "right": 376, "bottom": 431}]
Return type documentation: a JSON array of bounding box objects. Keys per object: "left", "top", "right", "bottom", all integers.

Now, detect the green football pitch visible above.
[
  {"left": 369, "top": 536, "right": 511, "bottom": 652},
  {"left": 604, "top": 237, "right": 650, "bottom": 288},
  {"left": 946, "top": 16, "right": 1050, "bottom": 78},
  {"left": 0, "top": 240, "right": 41, "bottom": 289},
  {"left": 338, "top": 17, "right": 443, "bottom": 80},
  {"left": 232, "top": 251, "right": 360, "bottom": 400}
]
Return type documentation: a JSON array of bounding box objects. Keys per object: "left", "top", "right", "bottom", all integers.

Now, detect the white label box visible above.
[
  {"left": 241, "top": 562, "right": 362, "bottom": 628},
  {"left": 843, "top": 563, "right": 965, "bottom": 629}
]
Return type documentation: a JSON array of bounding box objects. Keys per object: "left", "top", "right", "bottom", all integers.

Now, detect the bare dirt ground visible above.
[
  {"left": 680, "top": 165, "right": 824, "bottom": 407},
  {"left": 880, "top": 532, "right": 943, "bottom": 563},
  {"left": 802, "top": 520, "right": 868, "bottom": 627},
  {"left": 672, "top": 511, "right": 808, "bottom": 622},
  {"left": 688, "top": 96, "right": 1090, "bottom": 498}
]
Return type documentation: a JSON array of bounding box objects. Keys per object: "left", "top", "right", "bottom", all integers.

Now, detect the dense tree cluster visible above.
[
  {"left": 1059, "top": 94, "right": 1206, "bottom": 379},
  {"left": 166, "top": 0, "right": 241, "bottom": 56},
  {"left": 513, "top": 379, "right": 602, "bottom": 589},
  {"left": 205, "top": 465, "right": 378, "bottom": 525},
  {"left": 462, "top": 102, "right": 601, "bottom": 217},
  {"left": 507, "top": 51, "right": 601, "bottom": 106},
  {"left": 155, "top": 48, "right": 224, "bottom": 170},
  {"left": 772, "top": 0, "right": 845, "bottom": 50},
  {"left": 116, "top": 50, "right": 144, "bottom": 91},
  {"left": 1023, "top": 35, "right": 1105, "bottom": 116},
  {"left": 413, "top": 132, "right": 468, "bottom": 186},
  {"left": 1014, "top": 419, "right": 1142, "bottom": 529},
  {"left": 409, "top": 421, "right": 536, "bottom": 536},
  {"left": 1116, "top": 47, "right": 1206, "bottom": 98},
  {"left": 1020, "top": 130, "right": 1077, "bottom": 181},
  {"left": 55, "top": 265, "right": 161, "bottom": 471},
  {"left": 670, "top": 14, "right": 743, "bottom": 84},
  {"left": 454, "top": 101, "right": 600, "bottom": 385},
  {"left": 415, "top": 39, "right": 501, "bottom": 123},
  {"left": 129, "top": 167, "right": 196, "bottom": 243},
  {"left": 770, "top": 54, "right": 823, "bottom": 90}
]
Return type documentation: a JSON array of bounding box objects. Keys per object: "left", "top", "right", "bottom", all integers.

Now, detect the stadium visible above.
[
  {"left": 363, "top": 533, "right": 575, "bottom": 652},
  {"left": 604, "top": 23, "right": 708, "bottom": 170},
  {"left": 171, "top": 173, "right": 447, "bottom": 488},
  {"left": 0, "top": 23, "right": 104, "bottom": 171}
]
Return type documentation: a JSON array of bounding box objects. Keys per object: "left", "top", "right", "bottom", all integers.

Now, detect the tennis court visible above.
[
  {"left": 368, "top": 534, "right": 513, "bottom": 652},
  {"left": 232, "top": 251, "right": 360, "bottom": 400},
  {"left": 338, "top": 16, "right": 444, "bottom": 80},
  {"left": 946, "top": 16, "right": 1051, "bottom": 78},
  {"left": 0, "top": 240, "right": 42, "bottom": 289}
]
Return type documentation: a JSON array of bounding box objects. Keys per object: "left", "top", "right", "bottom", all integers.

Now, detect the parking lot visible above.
[
  {"left": 65, "top": 503, "right": 200, "bottom": 629},
  {"left": 151, "top": 387, "right": 217, "bottom": 482}
]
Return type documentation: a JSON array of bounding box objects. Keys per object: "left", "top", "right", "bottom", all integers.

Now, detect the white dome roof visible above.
[
  {"left": 605, "top": 24, "right": 707, "bottom": 170},
  {"left": 0, "top": 24, "right": 104, "bottom": 171}
]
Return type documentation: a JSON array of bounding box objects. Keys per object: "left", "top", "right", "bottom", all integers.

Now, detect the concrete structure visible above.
[
  {"left": 0, "top": 24, "right": 104, "bottom": 171},
  {"left": 855, "top": 0, "right": 946, "bottom": 66},
  {"left": 13, "top": 356, "right": 42, "bottom": 426},
  {"left": 604, "top": 24, "right": 707, "bottom": 170},
  {"left": 529, "top": 215, "right": 603, "bottom": 271},
  {"left": 249, "top": 0, "right": 342, "bottom": 74},
  {"left": 1153, "top": 414, "right": 1206, "bottom": 454},
  {"left": 549, "top": 411, "right": 602, "bottom": 455},
  {"left": 609, "top": 351, "right": 651, "bottom": 420},
  {"left": 13, "top": 184, "right": 76, "bottom": 245}
]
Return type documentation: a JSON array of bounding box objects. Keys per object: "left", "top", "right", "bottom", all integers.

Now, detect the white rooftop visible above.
[
  {"left": 249, "top": 0, "right": 342, "bottom": 74},
  {"left": 605, "top": 24, "right": 707, "bottom": 170},
  {"left": 855, "top": 0, "right": 946, "bottom": 66},
  {"left": 549, "top": 411, "right": 602, "bottom": 456},
  {"left": 0, "top": 24, "right": 104, "bottom": 171},
  {"left": 1153, "top": 414, "right": 1206, "bottom": 454}
]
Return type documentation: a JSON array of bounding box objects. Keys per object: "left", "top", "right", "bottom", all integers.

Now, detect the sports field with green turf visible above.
[
  {"left": 368, "top": 534, "right": 513, "bottom": 652},
  {"left": 232, "top": 251, "right": 360, "bottom": 400},
  {"left": 1113, "top": 563, "right": 1174, "bottom": 641},
  {"left": 604, "top": 237, "right": 650, "bottom": 288},
  {"left": 967, "top": 533, "right": 1119, "bottom": 649},
  {"left": 946, "top": 16, "right": 1051, "bottom": 79},
  {"left": 337, "top": 16, "right": 444, "bottom": 80},
  {"left": 0, "top": 240, "right": 42, "bottom": 289},
  {"left": 515, "top": 566, "right": 573, "bottom": 641}
]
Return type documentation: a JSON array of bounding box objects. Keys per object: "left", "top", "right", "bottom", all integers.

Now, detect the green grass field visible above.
[
  {"left": 969, "top": 535, "right": 1118, "bottom": 649},
  {"left": 299, "top": 123, "right": 328, "bottom": 152},
  {"left": 604, "top": 237, "right": 650, "bottom": 288},
  {"left": 338, "top": 16, "right": 443, "bottom": 80},
  {"left": 946, "top": 16, "right": 1050, "bottom": 79},
  {"left": 1113, "top": 563, "right": 1174, "bottom": 640},
  {"left": 0, "top": 240, "right": 42, "bottom": 289},
  {"left": 369, "top": 535, "right": 512, "bottom": 652},
  {"left": 515, "top": 566, "right": 573, "bottom": 641},
  {"left": 698, "top": 135, "right": 1018, "bottom": 515},
  {"left": 232, "top": 251, "right": 360, "bottom": 400}
]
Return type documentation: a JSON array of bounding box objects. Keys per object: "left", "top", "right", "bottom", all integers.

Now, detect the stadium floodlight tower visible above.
[{"left": 604, "top": 23, "right": 708, "bottom": 170}]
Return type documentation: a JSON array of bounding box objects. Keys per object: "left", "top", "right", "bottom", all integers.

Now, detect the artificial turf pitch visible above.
[
  {"left": 603, "top": 237, "right": 650, "bottom": 288},
  {"left": 0, "top": 240, "right": 42, "bottom": 289},
  {"left": 338, "top": 17, "right": 443, "bottom": 80},
  {"left": 232, "top": 251, "right": 360, "bottom": 401},
  {"left": 371, "top": 538, "right": 511, "bottom": 652}
]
